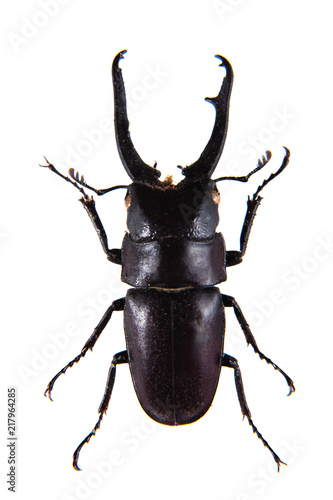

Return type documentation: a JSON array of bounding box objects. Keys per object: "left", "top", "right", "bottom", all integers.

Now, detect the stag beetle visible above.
[{"left": 41, "top": 50, "right": 295, "bottom": 471}]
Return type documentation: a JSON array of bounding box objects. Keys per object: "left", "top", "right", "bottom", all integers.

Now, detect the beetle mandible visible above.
[{"left": 41, "top": 50, "right": 295, "bottom": 471}]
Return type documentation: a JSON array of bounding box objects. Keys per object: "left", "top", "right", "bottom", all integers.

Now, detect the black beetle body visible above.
[{"left": 42, "top": 50, "right": 294, "bottom": 471}]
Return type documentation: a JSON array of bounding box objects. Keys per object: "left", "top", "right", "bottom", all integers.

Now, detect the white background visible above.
[{"left": 1, "top": 1, "right": 332, "bottom": 499}]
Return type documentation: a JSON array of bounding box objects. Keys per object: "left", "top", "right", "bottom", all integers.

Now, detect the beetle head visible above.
[{"left": 124, "top": 178, "right": 221, "bottom": 242}]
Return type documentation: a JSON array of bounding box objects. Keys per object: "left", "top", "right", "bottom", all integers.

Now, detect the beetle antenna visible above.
[
  {"left": 214, "top": 150, "right": 272, "bottom": 183},
  {"left": 252, "top": 147, "right": 290, "bottom": 198},
  {"left": 68, "top": 168, "right": 128, "bottom": 195},
  {"left": 40, "top": 157, "right": 90, "bottom": 199},
  {"left": 40, "top": 158, "right": 128, "bottom": 197}
]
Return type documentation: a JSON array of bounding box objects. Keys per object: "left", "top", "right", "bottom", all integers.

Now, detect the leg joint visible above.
[
  {"left": 113, "top": 297, "right": 126, "bottom": 311},
  {"left": 112, "top": 350, "right": 128, "bottom": 365}
]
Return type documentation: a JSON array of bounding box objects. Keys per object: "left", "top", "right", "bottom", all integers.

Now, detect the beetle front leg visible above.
[
  {"left": 73, "top": 350, "right": 129, "bottom": 471},
  {"left": 222, "top": 294, "right": 295, "bottom": 396},
  {"left": 226, "top": 194, "right": 263, "bottom": 266},
  {"left": 44, "top": 298, "right": 125, "bottom": 400},
  {"left": 79, "top": 196, "right": 121, "bottom": 265},
  {"left": 222, "top": 353, "right": 286, "bottom": 471},
  {"left": 226, "top": 148, "right": 290, "bottom": 267}
]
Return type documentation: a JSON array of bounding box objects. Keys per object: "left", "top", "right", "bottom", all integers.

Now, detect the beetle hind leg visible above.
[
  {"left": 222, "top": 294, "right": 295, "bottom": 396},
  {"left": 44, "top": 298, "right": 125, "bottom": 400},
  {"left": 73, "top": 350, "right": 129, "bottom": 471},
  {"left": 222, "top": 353, "right": 286, "bottom": 471}
]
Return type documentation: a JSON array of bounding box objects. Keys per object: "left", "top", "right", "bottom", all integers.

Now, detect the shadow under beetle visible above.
[{"left": 41, "top": 50, "right": 295, "bottom": 471}]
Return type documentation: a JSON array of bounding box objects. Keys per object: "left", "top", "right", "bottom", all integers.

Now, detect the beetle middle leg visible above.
[
  {"left": 44, "top": 297, "right": 125, "bottom": 400},
  {"left": 73, "top": 350, "right": 129, "bottom": 470},
  {"left": 222, "top": 353, "right": 286, "bottom": 471},
  {"left": 222, "top": 294, "right": 295, "bottom": 395}
]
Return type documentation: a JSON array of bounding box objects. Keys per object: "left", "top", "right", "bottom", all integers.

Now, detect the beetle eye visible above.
[
  {"left": 125, "top": 193, "right": 132, "bottom": 210},
  {"left": 211, "top": 189, "right": 220, "bottom": 205}
]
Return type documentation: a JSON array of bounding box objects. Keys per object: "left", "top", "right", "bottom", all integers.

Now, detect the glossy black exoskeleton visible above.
[{"left": 41, "top": 50, "right": 295, "bottom": 471}]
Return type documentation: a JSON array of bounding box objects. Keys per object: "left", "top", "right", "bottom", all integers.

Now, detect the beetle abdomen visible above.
[{"left": 124, "top": 287, "right": 224, "bottom": 425}]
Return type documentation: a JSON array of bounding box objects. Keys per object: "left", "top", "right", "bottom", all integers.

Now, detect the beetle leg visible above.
[
  {"left": 79, "top": 196, "right": 122, "bottom": 265},
  {"left": 44, "top": 298, "right": 125, "bottom": 400},
  {"left": 222, "top": 294, "right": 295, "bottom": 396},
  {"left": 225, "top": 194, "right": 263, "bottom": 266},
  {"left": 226, "top": 148, "right": 290, "bottom": 267},
  {"left": 73, "top": 350, "right": 129, "bottom": 471},
  {"left": 222, "top": 353, "right": 286, "bottom": 472}
]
